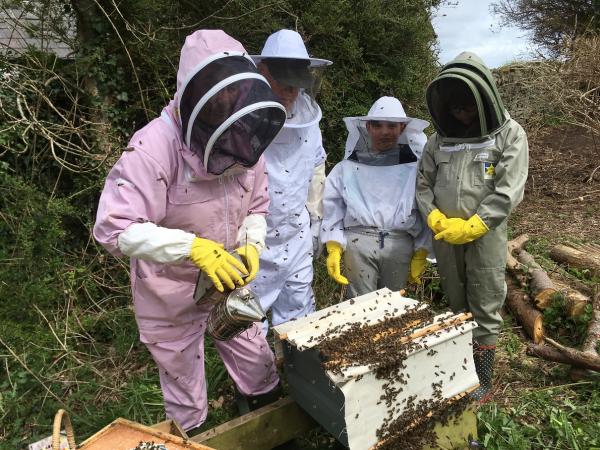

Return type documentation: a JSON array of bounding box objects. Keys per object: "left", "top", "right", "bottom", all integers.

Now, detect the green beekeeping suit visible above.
[{"left": 416, "top": 52, "right": 529, "bottom": 401}]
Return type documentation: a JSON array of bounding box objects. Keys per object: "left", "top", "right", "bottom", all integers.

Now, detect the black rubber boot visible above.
[
  {"left": 470, "top": 342, "right": 496, "bottom": 403},
  {"left": 235, "top": 385, "right": 282, "bottom": 415},
  {"left": 185, "top": 424, "right": 208, "bottom": 438}
]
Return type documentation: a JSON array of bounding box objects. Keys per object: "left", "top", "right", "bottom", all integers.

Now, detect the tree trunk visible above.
[
  {"left": 516, "top": 250, "right": 557, "bottom": 308},
  {"left": 505, "top": 276, "right": 544, "bottom": 344},
  {"left": 70, "top": 0, "right": 121, "bottom": 162},
  {"left": 507, "top": 234, "right": 529, "bottom": 270},
  {"left": 581, "top": 289, "right": 600, "bottom": 354},
  {"left": 543, "top": 337, "right": 600, "bottom": 371},
  {"left": 549, "top": 244, "right": 600, "bottom": 278},
  {"left": 551, "top": 279, "right": 590, "bottom": 317},
  {"left": 527, "top": 344, "right": 600, "bottom": 372},
  {"left": 570, "top": 289, "right": 600, "bottom": 379}
]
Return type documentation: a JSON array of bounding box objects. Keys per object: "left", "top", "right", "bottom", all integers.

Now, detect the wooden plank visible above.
[
  {"left": 79, "top": 418, "right": 215, "bottom": 450},
  {"left": 151, "top": 419, "right": 188, "bottom": 438},
  {"left": 192, "top": 396, "right": 317, "bottom": 450}
]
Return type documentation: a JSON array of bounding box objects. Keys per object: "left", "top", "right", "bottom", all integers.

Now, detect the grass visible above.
[
  {"left": 1, "top": 249, "right": 599, "bottom": 449},
  {"left": 477, "top": 383, "right": 600, "bottom": 450}
]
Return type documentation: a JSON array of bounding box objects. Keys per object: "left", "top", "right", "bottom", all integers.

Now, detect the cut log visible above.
[
  {"left": 570, "top": 278, "right": 595, "bottom": 298},
  {"left": 505, "top": 276, "right": 544, "bottom": 344},
  {"left": 581, "top": 288, "right": 600, "bottom": 355},
  {"left": 551, "top": 279, "right": 590, "bottom": 317},
  {"left": 526, "top": 344, "right": 600, "bottom": 371},
  {"left": 570, "top": 288, "right": 600, "bottom": 379},
  {"left": 544, "top": 337, "right": 600, "bottom": 371},
  {"left": 549, "top": 244, "right": 600, "bottom": 278},
  {"left": 516, "top": 250, "right": 557, "bottom": 308},
  {"left": 506, "top": 234, "right": 529, "bottom": 270}
]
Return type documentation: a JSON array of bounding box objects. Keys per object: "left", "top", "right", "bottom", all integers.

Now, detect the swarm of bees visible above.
[
  {"left": 314, "top": 303, "right": 470, "bottom": 449},
  {"left": 376, "top": 386, "right": 471, "bottom": 450},
  {"left": 129, "top": 442, "right": 168, "bottom": 450},
  {"left": 317, "top": 304, "right": 434, "bottom": 374}
]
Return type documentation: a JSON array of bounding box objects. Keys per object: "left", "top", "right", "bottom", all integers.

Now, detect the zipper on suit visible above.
[
  {"left": 220, "top": 176, "right": 230, "bottom": 249},
  {"left": 456, "top": 148, "right": 471, "bottom": 211}
]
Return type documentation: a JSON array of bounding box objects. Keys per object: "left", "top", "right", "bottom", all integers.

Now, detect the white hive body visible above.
[{"left": 273, "top": 288, "right": 479, "bottom": 450}]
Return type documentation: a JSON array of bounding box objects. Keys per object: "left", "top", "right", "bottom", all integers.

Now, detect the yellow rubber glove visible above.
[
  {"left": 325, "top": 241, "right": 349, "bottom": 285},
  {"left": 189, "top": 237, "right": 248, "bottom": 292},
  {"left": 235, "top": 243, "right": 259, "bottom": 284},
  {"left": 408, "top": 249, "right": 428, "bottom": 284},
  {"left": 427, "top": 209, "right": 448, "bottom": 234},
  {"left": 434, "top": 214, "right": 489, "bottom": 245}
]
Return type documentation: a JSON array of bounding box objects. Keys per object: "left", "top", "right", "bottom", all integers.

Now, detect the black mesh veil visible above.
[{"left": 179, "top": 53, "right": 286, "bottom": 175}]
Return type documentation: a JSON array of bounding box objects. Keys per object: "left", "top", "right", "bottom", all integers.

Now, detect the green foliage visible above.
[
  {"left": 543, "top": 293, "right": 593, "bottom": 347},
  {"left": 478, "top": 384, "right": 600, "bottom": 450},
  {"left": 404, "top": 264, "right": 448, "bottom": 313},
  {"left": 502, "top": 322, "right": 523, "bottom": 358}
]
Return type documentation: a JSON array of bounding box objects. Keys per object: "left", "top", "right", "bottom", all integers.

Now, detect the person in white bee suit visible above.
[
  {"left": 249, "top": 29, "right": 332, "bottom": 328},
  {"left": 321, "top": 96, "right": 432, "bottom": 297}
]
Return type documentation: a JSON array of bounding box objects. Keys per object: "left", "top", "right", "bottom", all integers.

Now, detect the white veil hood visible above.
[{"left": 343, "top": 97, "right": 429, "bottom": 159}]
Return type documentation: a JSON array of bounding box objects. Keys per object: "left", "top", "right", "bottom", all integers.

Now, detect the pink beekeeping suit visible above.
[{"left": 93, "top": 30, "right": 279, "bottom": 431}]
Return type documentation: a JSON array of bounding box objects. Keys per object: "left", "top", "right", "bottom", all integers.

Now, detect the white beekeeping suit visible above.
[
  {"left": 321, "top": 96, "right": 432, "bottom": 297},
  {"left": 249, "top": 30, "right": 332, "bottom": 327}
]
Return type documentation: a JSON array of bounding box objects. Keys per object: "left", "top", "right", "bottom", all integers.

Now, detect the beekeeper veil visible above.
[
  {"left": 426, "top": 52, "right": 508, "bottom": 140},
  {"left": 177, "top": 32, "right": 286, "bottom": 175},
  {"left": 251, "top": 29, "right": 332, "bottom": 129},
  {"left": 343, "top": 96, "right": 429, "bottom": 160}
]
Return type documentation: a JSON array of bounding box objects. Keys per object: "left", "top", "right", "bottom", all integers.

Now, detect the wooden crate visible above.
[{"left": 78, "top": 418, "right": 215, "bottom": 450}]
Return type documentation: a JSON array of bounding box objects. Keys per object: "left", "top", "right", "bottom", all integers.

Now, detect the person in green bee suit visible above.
[{"left": 416, "top": 52, "right": 529, "bottom": 402}]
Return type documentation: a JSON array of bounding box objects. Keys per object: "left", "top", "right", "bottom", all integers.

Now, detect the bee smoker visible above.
[{"left": 193, "top": 253, "right": 267, "bottom": 341}]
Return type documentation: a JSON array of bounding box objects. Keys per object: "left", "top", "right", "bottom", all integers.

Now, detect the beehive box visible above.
[
  {"left": 77, "top": 418, "right": 215, "bottom": 450},
  {"left": 273, "top": 288, "right": 479, "bottom": 450}
]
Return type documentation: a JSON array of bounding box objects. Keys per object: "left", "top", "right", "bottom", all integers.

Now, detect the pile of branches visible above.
[
  {"left": 495, "top": 35, "right": 600, "bottom": 135},
  {"left": 505, "top": 234, "right": 600, "bottom": 377},
  {"left": 0, "top": 53, "right": 120, "bottom": 174}
]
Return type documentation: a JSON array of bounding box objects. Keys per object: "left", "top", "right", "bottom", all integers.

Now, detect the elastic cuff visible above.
[{"left": 474, "top": 214, "right": 490, "bottom": 230}]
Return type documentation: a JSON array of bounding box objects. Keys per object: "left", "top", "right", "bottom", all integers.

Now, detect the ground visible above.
[{"left": 510, "top": 125, "right": 600, "bottom": 241}]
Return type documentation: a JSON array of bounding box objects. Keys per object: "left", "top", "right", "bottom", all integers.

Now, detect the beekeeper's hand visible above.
[
  {"left": 235, "top": 243, "right": 260, "bottom": 284},
  {"left": 326, "top": 241, "right": 349, "bottom": 285},
  {"left": 190, "top": 237, "right": 248, "bottom": 292},
  {"left": 434, "top": 215, "right": 489, "bottom": 245},
  {"left": 408, "top": 249, "right": 428, "bottom": 284},
  {"left": 427, "top": 209, "right": 448, "bottom": 234}
]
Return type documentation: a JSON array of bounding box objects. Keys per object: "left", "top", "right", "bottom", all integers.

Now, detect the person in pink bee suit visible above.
[{"left": 93, "top": 29, "right": 287, "bottom": 432}]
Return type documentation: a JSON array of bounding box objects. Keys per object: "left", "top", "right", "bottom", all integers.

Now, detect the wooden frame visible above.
[
  {"left": 191, "top": 397, "right": 317, "bottom": 450},
  {"left": 77, "top": 418, "right": 215, "bottom": 450}
]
